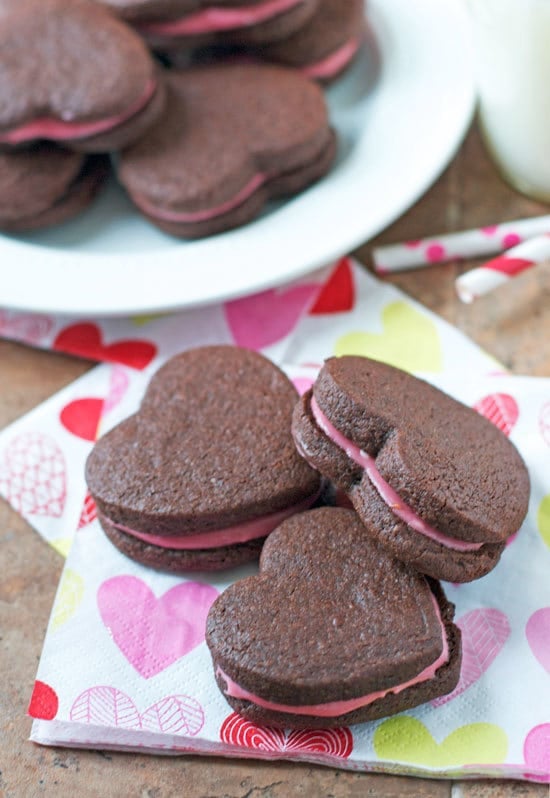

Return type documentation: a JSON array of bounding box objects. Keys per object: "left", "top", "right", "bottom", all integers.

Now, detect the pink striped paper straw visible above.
[
  {"left": 371, "top": 214, "right": 550, "bottom": 274},
  {"left": 455, "top": 234, "right": 550, "bottom": 303}
]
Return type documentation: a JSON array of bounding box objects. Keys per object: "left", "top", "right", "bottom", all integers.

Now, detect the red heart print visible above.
[
  {"left": 60, "top": 398, "right": 104, "bottom": 442},
  {"left": 473, "top": 393, "right": 519, "bottom": 436},
  {"left": 0, "top": 310, "right": 54, "bottom": 344},
  {"left": 220, "top": 713, "right": 353, "bottom": 758},
  {"left": 28, "top": 680, "right": 59, "bottom": 720},
  {"left": 53, "top": 323, "right": 156, "bottom": 370},
  {"left": 0, "top": 432, "right": 66, "bottom": 517},
  {"left": 309, "top": 258, "right": 355, "bottom": 315},
  {"left": 78, "top": 492, "right": 97, "bottom": 528}
]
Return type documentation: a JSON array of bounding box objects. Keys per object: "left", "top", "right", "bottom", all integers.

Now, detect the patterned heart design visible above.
[
  {"left": 220, "top": 713, "right": 353, "bottom": 758},
  {"left": 432, "top": 608, "right": 510, "bottom": 707},
  {"left": 51, "top": 569, "right": 84, "bottom": 631},
  {"left": 97, "top": 576, "right": 219, "bottom": 678},
  {"left": 334, "top": 302, "right": 442, "bottom": 373},
  {"left": 526, "top": 608, "right": 550, "bottom": 673},
  {"left": 60, "top": 398, "right": 104, "bottom": 442},
  {"left": 53, "top": 323, "right": 156, "bottom": 370},
  {"left": 28, "top": 680, "right": 59, "bottom": 720},
  {"left": 524, "top": 724, "right": 550, "bottom": 781},
  {"left": 537, "top": 496, "right": 550, "bottom": 549},
  {"left": 78, "top": 492, "right": 97, "bottom": 529},
  {"left": 0, "top": 431, "right": 66, "bottom": 517},
  {"left": 0, "top": 310, "right": 54, "bottom": 344},
  {"left": 224, "top": 282, "right": 320, "bottom": 351},
  {"left": 373, "top": 716, "right": 508, "bottom": 767},
  {"left": 309, "top": 258, "right": 355, "bottom": 314},
  {"left": 70, "top": 686, "right": 204, "bottom": 735},
  {"left": 103, "top": 366, "right": 130, "bottom": 414},
  {"left": 473, "top": 394, "right": 519, "bottom": 436}
]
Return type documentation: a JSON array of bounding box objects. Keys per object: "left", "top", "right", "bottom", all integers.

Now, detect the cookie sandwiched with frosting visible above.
[
  {"left": 85, "top": 346, "right": 321, "bottom": 572},
  {"left": 253, "top": 0, "right": 365, "bottom": 83},
  {"left": 0, "top": 144, "right": 109, "bottom": 232},
  {"left": 0, "top": 0, "right": 165, "bottom": 152},
  {"left": 117, "top": 64, "right": 336, "bottom": 238},
  {"left": 207, "top": 507, "right": 461, "bottom": 728},
  {"left": 100, "top": 0, "right": 319, "bottom": 51},
  {"left": 292, "top": 357, "right": 530, "bottom": 583}
]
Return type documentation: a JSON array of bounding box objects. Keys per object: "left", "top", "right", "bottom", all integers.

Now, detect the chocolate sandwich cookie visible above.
[
  {"left": 292, "top": 357, "right": 530, "bottom": 583},
  {"left": 100, "top": 0, "right": 319, "bottom": 51},
  {"left": 254, "top": 0, "right": 365, "bottom": 82},
  {"left": 0, "top": 145, "right": 109, "bottom": 232},
  {"left": 0, "top": 0, "right": 165, "bottom": 152},
  {"left": 85, "top": 346, "right": 321, "bottom": 572},
  {"left": 207, "top": 507, "right": 462, "bottom": 729},
  {"left": 117, "top": 64, "right": 336, "bottom": 238}
]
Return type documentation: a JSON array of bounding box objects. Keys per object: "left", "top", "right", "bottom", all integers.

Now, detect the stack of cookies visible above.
[
  {"left": 85, "top": 347, "right": 530, "bottom": 729},
  {"left": 0, "top": 0, "right": 366, "bottom": 238}
]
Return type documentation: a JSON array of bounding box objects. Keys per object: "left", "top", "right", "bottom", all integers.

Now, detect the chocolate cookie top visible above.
[
  {"left": 0, "top": 0, "right": 156, "bottom": 133},
  {"left": 85, "top": 346, "right": 320, "bottom": 534},
  {"left": 303, "top": 356, "right": 530, "bottom": 544},
  {"left": 207, "top": 507, "right": 452, "bottom": 705},
  {"left": 117, "top": 64, "right": 332, "bottom": 215}
]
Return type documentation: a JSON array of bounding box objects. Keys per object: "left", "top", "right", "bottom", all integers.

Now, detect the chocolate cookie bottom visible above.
[{"left": 99, "top": 511, "right": 265, "bottom": 572}]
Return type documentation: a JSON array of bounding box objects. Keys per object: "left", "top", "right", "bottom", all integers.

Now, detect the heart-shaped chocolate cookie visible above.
[
  {"left": 292, "top": 356, "right": 531, "bottom": 582},
  {"left": 0, "top": 145, "right": 109, "bottom": 231},
  {"left": 207, "top": 507, "right": 461, "bottom": 728},
  {"left": 0, "top": 0, "right": 165, "bottom": 152},
  {"left": 117, "top": 64, "right": 335, "bottom": 238},
  {"left": 85, "top": 346, "right": 321, "bottom": 572}
]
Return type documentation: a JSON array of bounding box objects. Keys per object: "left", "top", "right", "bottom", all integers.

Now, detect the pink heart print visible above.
[
  {"left": 224, "top": 283, "right": 320, "bottom": 351},
  {"left": 526, "top": 607, "right": 550, "bottom": 673},
  {"left": 103, "top": 366, "right": 130, "bottom": 415},
  {"left": 473, "top": 393, "right": 519, "bottom": 436},
  {"left": 97, "top": 576, "right": 219, "bottom": 678},
  {"left": 220, "top": 713, "right": 353, "bottom": 758},
  {"left": 0, "top": 431, "right": 66, "bottom": 517},
  {"left": 432, "top": 608, "right": 510, "bottom": 707},
  {"left": 70, "top": 686, "right": 204, "bottom": 735},
  {"left": 524, "top": 724, "right": 550, "bottom": 782}
]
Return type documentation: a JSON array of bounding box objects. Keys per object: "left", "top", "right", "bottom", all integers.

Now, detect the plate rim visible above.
[{"left": 0, "top": 0, "right": 475, "bottom": 317}]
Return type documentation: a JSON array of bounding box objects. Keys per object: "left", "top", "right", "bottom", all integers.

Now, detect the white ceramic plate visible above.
[{"left": 0, "top": 0, "right": 475, "bottom": 317}]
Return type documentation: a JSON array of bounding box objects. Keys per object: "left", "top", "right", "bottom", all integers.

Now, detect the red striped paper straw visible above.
[
  {"left": 371, "top": 214, "right": 550, "bottom": 274},
  {"left": 455, "top": 234, "right": 550, "bottom": 303}
]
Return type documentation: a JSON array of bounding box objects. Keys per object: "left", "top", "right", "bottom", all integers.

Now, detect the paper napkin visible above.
[{"left": 1, "top": 260, "right": 548, "bottom": 781}]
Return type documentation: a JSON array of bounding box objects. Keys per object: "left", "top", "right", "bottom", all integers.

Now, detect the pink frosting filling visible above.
[
  {"left": 109, "top": 490, "right": 319, "bottom": 550},
  {"left": 0, "top": 79, "right": 157, "bottom": 145},
  {"left": 218, "top": 593, "right": 449, "bottom": 717},
  {"left": 302, "top": 37, "right": 362, "bottom": 80},
  {"left": 132, "top": 172, "right": 267, "bottom": 224},
  {"left": 140, "top": 0, "right": 302, "bottom": 35},
  {"left": 310, "top": 395, "right": 483, "bottom": 553}
]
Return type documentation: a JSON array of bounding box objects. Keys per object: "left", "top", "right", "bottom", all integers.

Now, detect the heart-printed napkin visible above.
[{"left": 1, "top": 259, "right": 549, "bottom": 781}]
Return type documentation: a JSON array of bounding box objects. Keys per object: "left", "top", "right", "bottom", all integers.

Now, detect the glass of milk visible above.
[{"left": 470, "top": 0, "right": 550, "bottom": 201}]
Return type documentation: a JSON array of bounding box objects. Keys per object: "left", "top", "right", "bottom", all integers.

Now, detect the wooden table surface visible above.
[{"left": 1, "top": 123, "right": 550, "bottom": 798}]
